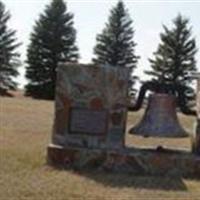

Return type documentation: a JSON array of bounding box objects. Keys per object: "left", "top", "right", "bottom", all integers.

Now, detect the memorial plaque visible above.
[{"left": 69, "top": 108, "right": 108, "bottom": 135}]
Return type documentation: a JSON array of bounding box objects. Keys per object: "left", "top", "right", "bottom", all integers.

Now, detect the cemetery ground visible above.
[{"left": 1, "top": 95, "right": 200, "bottom": 200}]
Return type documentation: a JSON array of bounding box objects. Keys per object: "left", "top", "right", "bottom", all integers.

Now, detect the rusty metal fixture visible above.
[{"left": 129, "top": 93, "right": 188, "bottom": 137}]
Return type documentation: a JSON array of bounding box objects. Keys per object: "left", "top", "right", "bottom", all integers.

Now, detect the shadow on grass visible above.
[{"left": 77, "top": 170, "right": 188, "bottom": 191}]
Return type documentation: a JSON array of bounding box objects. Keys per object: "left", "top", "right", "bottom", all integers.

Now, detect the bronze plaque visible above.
[{"left": 69, "top": 108, "right": 108, "bottom": 135}]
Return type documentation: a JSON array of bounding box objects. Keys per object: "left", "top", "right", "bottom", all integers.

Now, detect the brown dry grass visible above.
[{"left": 0, "top": 96, "right": 200, "bottom": 200}]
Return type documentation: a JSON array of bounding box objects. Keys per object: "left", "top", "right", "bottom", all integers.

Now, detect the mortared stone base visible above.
[{"left": 47, "top": 144, "right": 200, "bottom": 178}]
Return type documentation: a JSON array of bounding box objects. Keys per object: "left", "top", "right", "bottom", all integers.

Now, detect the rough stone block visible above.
[
  {"left": 47, "top": 144, "right": 200, "bottom": 178},
  {"left": 51, "top": 63, "right": 129, "bottom": 150}
]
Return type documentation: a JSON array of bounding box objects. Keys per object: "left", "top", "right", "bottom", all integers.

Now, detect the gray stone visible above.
[{"left": 51, "top": 63, "right": 129, "bottom": 149}]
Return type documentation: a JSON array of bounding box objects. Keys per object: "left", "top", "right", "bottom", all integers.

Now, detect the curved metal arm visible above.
[
  {"left": 128, "top": 81, "right": 153, "bottom": 111},
  {"left": 176, "top": 85, "right": 196, "bottom": 116},
  {"left": 129, "top": 81, "right": 196, "bottom": 116}
]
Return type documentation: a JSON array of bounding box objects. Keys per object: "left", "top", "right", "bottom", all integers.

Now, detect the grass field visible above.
[{"left": 0, "top": 96, "right": 200, "bottom": 200}]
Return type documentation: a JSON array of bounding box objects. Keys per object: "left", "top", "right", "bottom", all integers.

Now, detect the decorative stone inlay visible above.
[{"left": 89, "top": 97, "right": 104, "bottom": 109}]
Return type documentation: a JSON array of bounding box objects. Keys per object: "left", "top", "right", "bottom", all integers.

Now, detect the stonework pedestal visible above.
[
  {"left": 47, "top": 64, "right": 200, "bottom": 178},
  {"left": 47, "top": 144, "right": 200, "bottom": 178}
]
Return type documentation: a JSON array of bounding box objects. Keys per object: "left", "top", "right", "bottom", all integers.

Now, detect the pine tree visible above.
[
  {"left": 0, "top": 1, "right": 20, "bottom": 95},
  {"left": 25, "top": 0, "right": 79, "bottom": 99},
  {"left": 93, "top": 1, "right": 138, "bottom": 96},
  {"left": 146, "top": 14, "right": 197, "bottom": 104}
]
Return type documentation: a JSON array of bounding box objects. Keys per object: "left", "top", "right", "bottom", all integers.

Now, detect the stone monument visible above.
[
  {"left": 47, "top": 63, "right": 200, "bottom": 177},
  {"left": 47, "top": 63, "right": 129, "bottom": 166}
]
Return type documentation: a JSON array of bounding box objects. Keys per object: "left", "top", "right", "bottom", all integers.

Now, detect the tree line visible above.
[{"left": 0, "top": 0, "right": 198, "bottom": 104}]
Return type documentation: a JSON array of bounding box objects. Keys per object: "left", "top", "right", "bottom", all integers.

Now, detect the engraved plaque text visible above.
[{"left": 69, "top": 108, "right": 108, "bottom": 135}]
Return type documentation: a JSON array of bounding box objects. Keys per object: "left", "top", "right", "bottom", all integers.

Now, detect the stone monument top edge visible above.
[
  {"left": 189, "top": 71, "right": 200, "bottom": 79},
  {"left": 57, "top": 62, "right": 130, "bottom": 73}
]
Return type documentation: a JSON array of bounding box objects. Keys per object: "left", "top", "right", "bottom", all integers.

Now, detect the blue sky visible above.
[{"left": 4, "top": 0, "right": 200, "bottom": 88}]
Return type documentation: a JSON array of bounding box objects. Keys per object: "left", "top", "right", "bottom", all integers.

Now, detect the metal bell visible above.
[{"left": 129, "top": 93, "right": 188, "bottom": 137}]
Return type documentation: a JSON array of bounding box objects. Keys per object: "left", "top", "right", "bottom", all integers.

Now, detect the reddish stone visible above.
[
  {"left": 60, "top": 94, "right": 71, "bottom": 108},
  {"left": 118, "top": 80, "right": 125, "bottom": 89},
  {"left": 90, "top": 97, "right": 104, "bottom": 109},
  {"left": 54, "top": 95, "right": 72, "bottom": 135},
  {"left": 110, "top": 112, "right": 123, "bottom": 126},
  {"left": 150, "top": 154, "right": 174, "bottom": 170},
  {"left": 47, "top": 145, "right": 78, "bottom": 167},
  {"left": 108, "top": 73, "right": 115, "bottom": 82}
]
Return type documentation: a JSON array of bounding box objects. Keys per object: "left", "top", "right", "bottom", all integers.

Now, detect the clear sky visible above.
[{"left": 4, "top": 0, "right": 200, "bottom": 88}]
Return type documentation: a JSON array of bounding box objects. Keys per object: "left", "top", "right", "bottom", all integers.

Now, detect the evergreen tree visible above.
[
  {"left": 93, "top": 1, "right": 138, "bottom": 96},
  {"left": 0, "top": 1, "right": 20, "bottom": 95},
  {"left": 146, "top": 14, "right": 197, "bottom": 104},
  {"left": 25, "top": 0, "right": 79, "bottom": 99}
]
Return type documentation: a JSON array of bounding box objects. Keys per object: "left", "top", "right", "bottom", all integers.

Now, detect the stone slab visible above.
[
  {"left": 47, "top": 144, "right": 200, "bottom": 178},
  {"left": 52, "top": 63, "right": 129, "bottom": 149}
]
